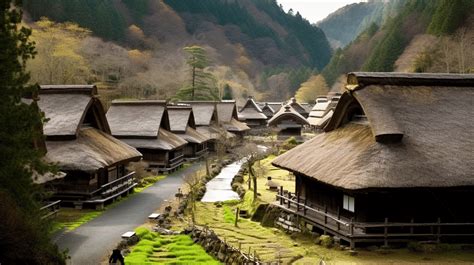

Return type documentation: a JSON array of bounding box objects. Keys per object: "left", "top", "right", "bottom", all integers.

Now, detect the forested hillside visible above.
[
  {"left": 319, "top": 0, "right": 474, "bottom": 88},
  {"left": 23, "top": 0, "right": 332, "bottom": 101}
]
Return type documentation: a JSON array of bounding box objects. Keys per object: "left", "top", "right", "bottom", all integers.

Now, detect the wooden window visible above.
[{"left": 343, "top": 194, "right": 355, "bottom": 212}]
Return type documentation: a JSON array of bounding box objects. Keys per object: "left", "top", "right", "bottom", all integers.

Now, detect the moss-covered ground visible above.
[{"left": 125, "top": 227, "right": 219, "bottom": 265}]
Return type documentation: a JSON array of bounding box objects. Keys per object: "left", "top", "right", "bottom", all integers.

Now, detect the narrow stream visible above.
[
  {"left": 201, "top": 145, "right": 267, "bottom": 202},
  {"left": 200, "top": 160, "right": 243, "bottom": 202}
]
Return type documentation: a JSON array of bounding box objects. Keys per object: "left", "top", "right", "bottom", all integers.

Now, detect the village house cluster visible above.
[
  {"left": 32, "top": 72, "right": 474, "bottom": 247},
  {"left": 33, "top": 85, "right": 250, "bottom": 209}
]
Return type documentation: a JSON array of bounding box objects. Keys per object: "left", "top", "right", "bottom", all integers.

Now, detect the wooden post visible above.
[
  {"left": 254, "top": 250, "right": 257, "bottom": 262},
  {"left": 337, "top": 207, "right": 341, "bottom": 231},
  {"left": 235, "top": 207, "right": 239, "bottom": 227},
  {"left": 287, "top": 192, "right": 291, "bottom": 209},
  {"left": 437, "top": 217, "right": 441, "bottom": 243},
  {"left": 296, "top": 195, "right": 300, "bottom": 212},
  {"left": 350, "top": 218, "right": 355, "bottom": 250},
  {"left": 324, "top": 205, "right": 328, "bottom": 225},
  {"left": 410, "top": 218, "right": 414, "bottom": 234},
  {"left": 384, "top": 217, "right": 388, "bottom": 247},
  {"left": 279, "top": 186, "right": 283, "bottom": 205},
  {"left": 303, "top": 198, "right": 307, "bottom": 215}
]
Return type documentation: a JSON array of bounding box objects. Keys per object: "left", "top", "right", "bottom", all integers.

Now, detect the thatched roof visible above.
[
  {"left": 167, "top": 106, "right": 210, "bottom": 143},
  {"left": 46, "top": 127, "right": 142, "bottom": 173},
  {"left": 167, "top": 106, "right": 195, "bottom": 132},
  {"left": 177, "top": 127, "right": 210, "bottom": 144},
  {"left": 273, "top": 72, "right": 474, "bottom": 190},
  {"left": 261, "top": 103, "right": 275, "bottom": 118},
  {"left": 38, "top": 85, "right": 110, "bottom": 137},
  {"left": 308, "top": 97, "right": 332, "bottom": 128},
  {"left": 106, "top": 100, "right": 168, "bottom": 137},
  {"left": 268, "top": 105, "right": 309, "bottom": 127},
  {"left": 216, "top": 101, "right": 250, "bottom": 132},
  {"left": 121, "top": 128, "right": 187, "bottom": 150},
  {"left": 196, "top": 125, "right": 236, "bottom": 140},
  {"left": 287, "top": 98, "right": 309, "bottom": 117},
  {"left": 238, "top": 97, "right": 267, "bottom": 120},
  {"left": 179, "top": 101, "right": 218, "bottom": 126}
]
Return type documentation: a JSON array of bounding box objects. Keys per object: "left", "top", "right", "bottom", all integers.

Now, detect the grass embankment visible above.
[
  {"left": 191, "top": 154, "right": 474, "bottom": 264},
  {"left": 125, "top": 227, "right": 219, "bottom": 265}
]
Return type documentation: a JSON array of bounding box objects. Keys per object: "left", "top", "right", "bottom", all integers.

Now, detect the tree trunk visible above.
[
  {"left": 248, "top": 162, "right": 252, "bottom": 190},
  {"left": 191, "top": 55, "right": 196, "bottom": 100},
  {"left": 249, "top": 163, "right": 257, "bottom": 201}
]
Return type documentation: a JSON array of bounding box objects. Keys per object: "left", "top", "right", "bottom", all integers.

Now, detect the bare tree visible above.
[
  {"left": 184, "top": 170, "right": 205, "bottom": 224},
  {"left": 234, "top": 143, "right": 265, "bottom": 201}
]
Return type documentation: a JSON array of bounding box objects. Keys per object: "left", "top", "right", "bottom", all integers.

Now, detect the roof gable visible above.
[
  {"left": 106, "top": 100, "right": 167, "bottom": 137},
  {"left": 38, "top": 85, "right": 110, "bottom": 138},
  {"left": 180, "top": 101, "right": 218, "bottom": 126},
  {"left": 216, "top": 101, "right": 237, "bottom": 122},
  {"left": 167, "top": 106, "right": 194, "bottom": 132},
  {"left": 268, "top": 105, "right": 309, "bottom": 126}
]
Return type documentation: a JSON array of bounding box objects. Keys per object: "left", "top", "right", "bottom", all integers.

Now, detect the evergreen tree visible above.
[
  {"left": 0, "top": 0, "right": 65, "bottom": 263},
  {"left": 222, "top": 84, "right": 233, "bottom": 100},
  {"left": 175, "top": 45, "right": 219, "bottom": 100}
]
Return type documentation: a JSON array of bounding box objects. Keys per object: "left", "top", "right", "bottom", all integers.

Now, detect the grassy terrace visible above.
[
  {"left": 125, "top": 227, "right": 219, "bottom": 265},
  {"left": 176, "top": 154, "right": 474, "bottom": 264}
]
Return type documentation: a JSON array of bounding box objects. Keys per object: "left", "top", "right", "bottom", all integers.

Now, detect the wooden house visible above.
[
  {"left": 268, "top": 104, "right": 309, "bottom": 141},
  {"left": 287, "top": 97, "right": 310, "bottom": 118},
  {"left": 106, "top": 100, "right": 187, "bottom": 173},
  {"left": 238, "top": 96, "right": 268, "bottom": 127},
  {"left": 260, "top": 103, "right": 276, "bottom": 119},
  {"left": 307, "top": 97, "right": 333, "bottom": 129},
  {"left": 38, "top": 85, "right": 142, "bottom": 208},
  {"left": 167, "top": 105, "right": 210, "bottom": 160},
  {"left": 272, "top": 72, "right": 474, "bottom": 247},
  {"left": 180, "top": 101, "right": 220, "bottom": 151},
  {"left": 216, "top": 100, "right": 250, "bottom": 138}
]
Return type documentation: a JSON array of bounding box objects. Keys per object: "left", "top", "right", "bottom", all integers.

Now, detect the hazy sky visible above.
[{"left": 278, "top": 0, "right": 367, "bottom": 24}]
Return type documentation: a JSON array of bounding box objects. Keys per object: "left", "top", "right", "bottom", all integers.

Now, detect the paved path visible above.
[{"left": 54, "top": 163, "right": 203, "bottom": 265}]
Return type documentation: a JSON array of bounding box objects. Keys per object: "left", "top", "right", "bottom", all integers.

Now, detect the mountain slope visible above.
[
  {"left": 23, "top": 0, "right": 332, "bottom": 101},
  {"left": 320, "top": 0, "right": 474, "bottom": 88}
]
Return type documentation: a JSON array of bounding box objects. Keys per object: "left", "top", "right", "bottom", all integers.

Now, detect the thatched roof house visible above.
[
  {"left": 268, "top": 104, "right": 309, "bottom": 141},
  {"left": 260, "top": 103, "right": 276, "bottom": 119},
  {"left": 238, "top": 96, "right": 267, "bottom": 127},
  {"left": 272, "top": 72, "right": 474, "bottom": 246},
  {"left": 167, "top": 105, "right": 210, "bottom": 160},
  {"left": 286, "top": 97, "right": 310, "bottom": 118},
  {"left": 107, "top": 100, "right": 186, "bottom": 172},
  {"left": 307, "top": 97, "right": 333, "bottom": 129},
  {"left": 216, "top": 100, "right": 250, "bottom": 136},
  {"left": 38, "top": 85, "right": 141, "bottom": 207}
]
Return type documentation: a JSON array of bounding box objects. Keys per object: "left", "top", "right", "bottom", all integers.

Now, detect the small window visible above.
[{"left": 343, "top": 194, "right": 355, "bottom": 212}]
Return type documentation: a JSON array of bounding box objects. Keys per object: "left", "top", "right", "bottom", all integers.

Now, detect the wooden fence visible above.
[
  {"left": 276, "top": 188, "right": 474, "bottom": 248},
  {"left": 40, "top": 200, "right": 61, "bottom": 219}
]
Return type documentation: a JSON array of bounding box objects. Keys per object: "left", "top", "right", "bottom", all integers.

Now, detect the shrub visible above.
[{"left": 319, "top": 235, "right": 334, "bottom": 248}]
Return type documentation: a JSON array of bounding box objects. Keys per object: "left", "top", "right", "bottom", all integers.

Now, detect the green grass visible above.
[
  {"left": 135, "top": 175, "right": 166, "bottom": 193},
  {"left": 53, "top": 208, "right": 103, "bottom": 232},
  {"left": 125, "top": 227, "right": 219, "bottom": 265},
  {"left": 223, "top": 205, "right": 235, "bottom": 223}
]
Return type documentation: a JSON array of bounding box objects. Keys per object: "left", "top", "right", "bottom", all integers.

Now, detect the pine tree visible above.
[
  {"left": 222, "top": 83, "right": 233, "bottom": 100},
  {"left": 0, "top": 0, "right": 65, "bottom": 263},
  {"left": 175, "top": 45, "right": 219, "bottom": 100}
]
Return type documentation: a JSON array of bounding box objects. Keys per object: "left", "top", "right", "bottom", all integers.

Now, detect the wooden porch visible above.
[{"left": 275, "top": 188, "right": 474, "bottom": 249}]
